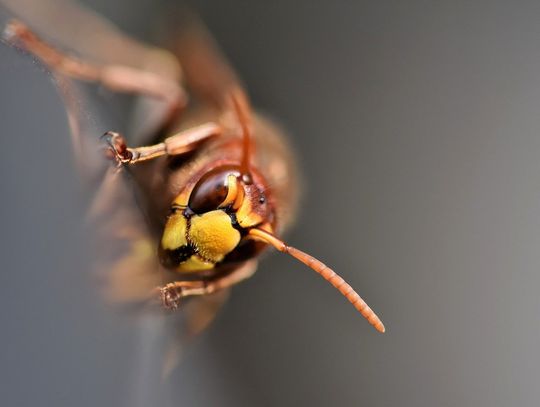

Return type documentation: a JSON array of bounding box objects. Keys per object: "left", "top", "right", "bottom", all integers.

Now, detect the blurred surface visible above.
[{"left": 2, "top": 1, "right": 540, "bottom": 406}]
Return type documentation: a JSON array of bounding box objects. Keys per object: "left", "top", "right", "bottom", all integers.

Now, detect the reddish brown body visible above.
[{"left": 3, "top": 12, "right": 385, "bottom": 334}]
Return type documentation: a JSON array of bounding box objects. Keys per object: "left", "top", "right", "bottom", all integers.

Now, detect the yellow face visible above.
[{"left": 159, "top": 165, "right": 272, "bottom": 273}]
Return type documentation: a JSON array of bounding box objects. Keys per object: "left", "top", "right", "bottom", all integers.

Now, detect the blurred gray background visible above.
[{"left": 2, "top": 1, "right": 540, "bottom": 406}]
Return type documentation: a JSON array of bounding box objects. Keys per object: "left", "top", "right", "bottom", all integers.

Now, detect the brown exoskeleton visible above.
[{"left": 3, "top": 15, "right": 385, "bottom": 334}]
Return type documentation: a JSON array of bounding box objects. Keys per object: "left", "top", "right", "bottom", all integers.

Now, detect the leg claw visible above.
[
  {"left": 159, "top": 285, "right": 182, "bottom": 310},
  {"left": 101, "top": 131, "right": 133, "bottom": 165}
]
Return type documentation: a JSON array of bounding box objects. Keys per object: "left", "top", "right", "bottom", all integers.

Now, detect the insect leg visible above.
[
  {"left": 101, "top": 122, "right": 221, "bottom": 165},
  {"left": 3, "top": 20, "right": 186, "bottom": 132},
  {"left": 159, "top": 261, "right": 257, "bottom": 310}
]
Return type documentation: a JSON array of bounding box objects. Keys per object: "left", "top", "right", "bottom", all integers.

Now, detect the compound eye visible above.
[{"left": 188, "top": 167, "right": 240, "bottom": 214}]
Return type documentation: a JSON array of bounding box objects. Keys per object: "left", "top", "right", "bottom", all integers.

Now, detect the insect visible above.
[{"left": 3, "top": 11, "right": 385, "bottom": 334}]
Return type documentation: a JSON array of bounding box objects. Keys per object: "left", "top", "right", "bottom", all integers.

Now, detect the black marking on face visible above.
[
  {"left": 159, "top": 244, "right": 195, "bottom": 269},
  {"left": 226, "top": 212, "right": 250, "bottom": 236}
]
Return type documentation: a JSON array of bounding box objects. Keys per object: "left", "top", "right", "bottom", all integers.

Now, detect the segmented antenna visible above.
[
  {"left": 249, "top": 228, "right": 385, "bottom": 333},
  {"left": 229, "top": 88, "right": 253, "bottom": 177}
]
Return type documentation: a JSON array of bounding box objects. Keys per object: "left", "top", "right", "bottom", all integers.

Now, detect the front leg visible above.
[
  {"left": 159, "top": 261, "right": 257, "bottom": 310},
  {"left": 102, "top": 122, "right": 222, "bottom": 165}
]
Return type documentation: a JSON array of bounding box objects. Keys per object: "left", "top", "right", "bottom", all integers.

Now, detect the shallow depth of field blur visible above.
[{"left": 2, "top": 1, "right": 540, "bottom": 406}]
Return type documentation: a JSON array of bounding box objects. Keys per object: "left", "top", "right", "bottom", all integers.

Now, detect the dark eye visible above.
[{"left": 188, "top": 166, "right": 240, "bottom": 214}]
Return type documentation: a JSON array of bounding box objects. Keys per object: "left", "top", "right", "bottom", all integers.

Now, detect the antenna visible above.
[
  {"left": 249, "top": 228, "right": 385, "bottom": 333},
  {"left": 229, "top": 88, "right": 253, "bottom": 177}
]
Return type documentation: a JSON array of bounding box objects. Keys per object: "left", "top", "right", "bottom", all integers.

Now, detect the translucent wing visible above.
[
  {"left": 1, "top": 0, "right": 174, "bottom": 300},
  {"left": 0, "top": 0, "right": 211, "bottom": 393},
  {"left": 162, "top": 8, "right": 242, "bottom": 108},
  {"left": 1, "top": 0, "right": 182, "bottom": 146}
]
